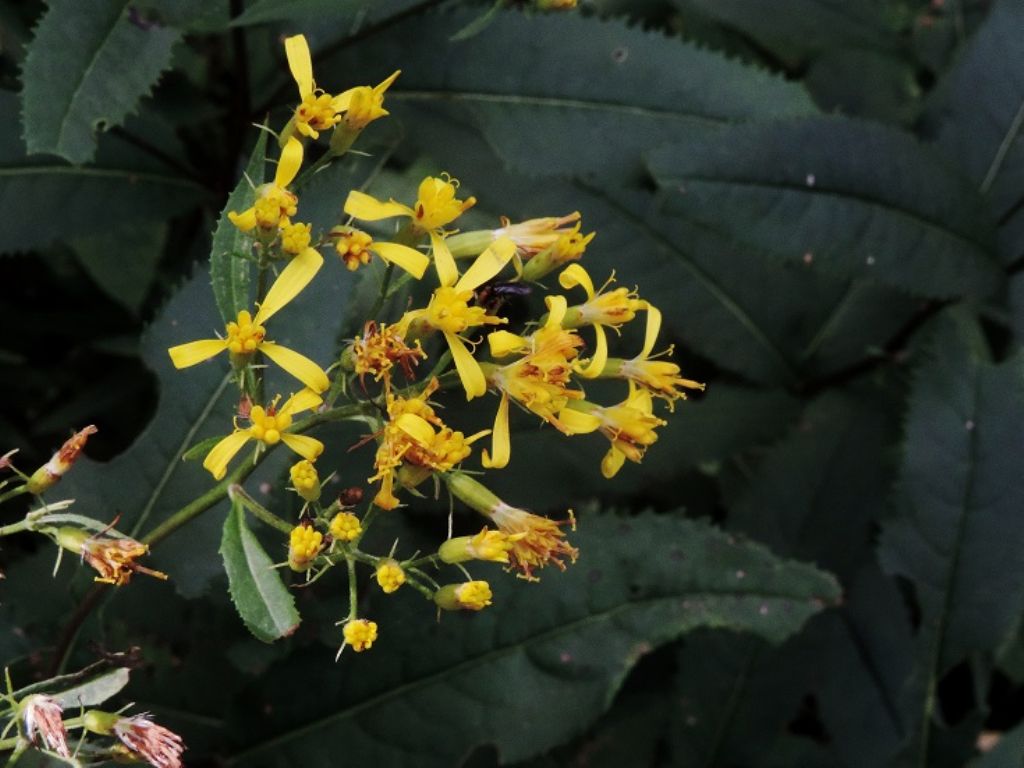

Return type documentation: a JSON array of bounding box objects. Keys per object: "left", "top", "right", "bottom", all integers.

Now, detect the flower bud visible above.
[
  {"left": 375, "top": 559, "right": 405, "bottom": 594},
  {"left": 329, "top": 512, "right": 362, "bottom": 542},
  {"left": 438, "top": 527, "right": 521, "bottom": 564},
  {"left": 26, "top": 425, "right": 97, "bottom": 494},
  {"left": 434, "top": 581, "right": 493, "bottom": 611},
  {"left": 445, "top": 472, "right": 502, "bottom": 517},
  {"left": 289, "top": 459, "right": 321, "bottom": 502},
  {"left": 343, "top": 618, "right": 378, "bottom": 652},
  {"left": 288, "top": 525, "right": 323, "bottom": 572}
]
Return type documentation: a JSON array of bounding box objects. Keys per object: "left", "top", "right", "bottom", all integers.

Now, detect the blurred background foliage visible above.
[{"left": 2, "top": 0, "right": 1024, "bottom": 765}]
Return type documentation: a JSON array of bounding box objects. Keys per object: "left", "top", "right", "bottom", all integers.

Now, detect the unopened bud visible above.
[
  {"left": 434, "top": 581, "right": 493, "bottom": 611},
  {"left": 26, "top": 425, "right": 97, "bottom": 494}
]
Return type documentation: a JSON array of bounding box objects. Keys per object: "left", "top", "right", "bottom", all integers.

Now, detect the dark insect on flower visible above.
[{"left": 475, "top": 280, "right": 532, "bottom": 318}]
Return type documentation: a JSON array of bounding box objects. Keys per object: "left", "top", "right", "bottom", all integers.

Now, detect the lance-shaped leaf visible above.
[
  {"left": 220, "top": 499, "right": 299, "bottom": 643},
  {"left": 21, "top": 0, "right": 180, "bottom": 165},
  {"left": 229, "top": 513, "right": 839, "bottom": 767},
  {"left": 210, "top": 130, "right": 265, "bottom": 323},
  {"left": 647, "top": 116, "right": 1002, "bottom": 298},
  {"left": 318, "top": 9, "right": 816, "bottom": 183},
  {"left": 879, "top": 311, "right": 1024, "bottom": 765},
  {"left": 927, "top": 0, "right": 1024, "bottom": 266}
]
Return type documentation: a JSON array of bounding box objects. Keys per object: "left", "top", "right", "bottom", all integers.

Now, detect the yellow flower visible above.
[
  {"left": 336, "top": 70, "right": 401, "bottom": 131},
  {"left": 612, "top": 304, "right": 705, "bottom": 408},
  {"left": 330, "top": 225, "right": 429, "bottom": 278},
  {"left": 481, "top": 295, "right": 594, "bottom": 469},
  {"left": 446, "top": 473, "right": 578, "bottom": 580},
  {"left": 55, "top": 527, "right": 168, "bottom": 587},
  {"left": 288, "top": 525, "right": 323, "bottom": 572},
  {"left": 228, "top": 137, "right": 303, "bottom": 232},
  {"left": 342, "top": 618, "right": 378, "bottom": 652},
  {"left": 400, "top": 238, "right": 517, "bottom": 399},
  {"left": 349, "top": 320, "right": 427, "bottom": 386},
  {"left": 518, "top": 216, "right": 596, "bottom": 281},
  {"left": 329, "top": 511, "right": 362, "bottom": 542},
  {"left": 434, "top": 581, "right": 493, "bottom": 611},
  {"left": 558, "top": 264, "right": 645, "bottom": 378},
  {"left": 289, "top": 459, "right": 321, "bottom": 502},
  {"left": 167, "top": 248, "right": 329, "bottom": 393},
  {"left": 375, "top": 559, "right": 406, "bottom": 593},
  {"left": 438, "top": 527, "right": 524, "bottom": 564},
  {"left": 283, "top": 34, "right": 344, "bottom": 140},
  {"left": 203, "top": 389, "right": 324, "bottom": 480},
  {"left": 344, "top": 174, "right": 477, "bottom": 287},
  {"left": 567, "top": 386, "right": 667, "bottom": 479}
]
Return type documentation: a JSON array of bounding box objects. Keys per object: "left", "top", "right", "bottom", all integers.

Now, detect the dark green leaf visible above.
[
  {"left": 220, "top": 498, "right": 300, "bottom": 643},
  {"left": 72, "top": 221, "right": 166, "bottom": 314},
  {"left": 321, "top": 9, "right": 816, "bottom": 183},
  {"left": 0, "top": 91, "right": 207, "bottom": 254},
  {"left": 231, "top": 513, "right": 839, "bottom": 767},
  {"left": 21, "top": 0, "right": 180, "bottom": 164},
  {"left": 234, "top": 0, "right": 421, "bottom": 27},
  {"left": 647, "top": 116, "right": 1002, "bottom": 298},
  {"left": 879, "top": 311, "right": 1024, "bottom": 765},
  {"left": 927, "top": 0, "right": 1024, "bottom": 266},
  {"left": 210, "top": 130, "right": 264, "bottom": 323}
]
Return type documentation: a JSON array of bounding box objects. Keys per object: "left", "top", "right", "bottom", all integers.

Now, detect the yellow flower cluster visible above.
[{"left": 155, "top": 33, "right": 702, "bottom": 657}]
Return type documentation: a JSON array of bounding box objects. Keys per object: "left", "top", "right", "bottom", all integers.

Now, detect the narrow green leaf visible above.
[
  {"left": 51, "top": 667, "right": 131, "bottom": 709},
  {"left": 210, "top": 130, "right": 265, "bottom": 324},
  {"left": 647, "top": 116, "right": 1002, "bottom": 298},
  {"left": 879, "top": 311, "right": 1024, "bottom": 765},
  {"left": 181, "top": 435, "right": 224, "bottom": 462},
  {"left": 927, "top": 0, "right": 1024, "bottom": 265},
  {"left": 21, "top": 0, "right": 180, "bottom": 164},
  {"left": 229, "top": 513, "right": 839, "bottom": 767},
  {"left": 320, "top": 9, "right": 817, "bottom": 182},
  {"left": 220, "top": 499, "right": 300, "bottom": 643}
]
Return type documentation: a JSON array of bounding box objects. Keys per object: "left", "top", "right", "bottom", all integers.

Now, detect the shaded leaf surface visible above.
[
  {"left": 648, "top": 116, "right": 1001, "bottom": 298},
  {"left": 21, "top": 0, "right": 179, "bottom": 164},
  {"left": 230, "top": 513, "right": 839, "bottom": 767}
]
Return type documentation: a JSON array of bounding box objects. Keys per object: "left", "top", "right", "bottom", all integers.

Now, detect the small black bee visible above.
[{"left": 474, "top": 280, "right": 532, "bottom": 318}]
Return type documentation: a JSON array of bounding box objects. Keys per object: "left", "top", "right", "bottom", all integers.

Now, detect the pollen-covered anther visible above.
[
  {"left": 375, "top": 560, "right": 406, "bottom": 594},
  {"left": 328, "top": 513, "right": 361, "bottom": 544},
  {"left": 225, "top": 310, "right": 266, "bottom": 356},
  {"left": 342, "top": 619, "right": 378, "bottom": 652},
  {"left": 489, "top": 503, "right": 578, "bottom": 580},
  {"left": 288, "top": 525, "right": 323, "bottom": 572},
  {"left": 351, "top": 321, "right": 427, "bottom": 383}
]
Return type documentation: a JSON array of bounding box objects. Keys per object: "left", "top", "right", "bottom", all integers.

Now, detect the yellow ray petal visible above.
[
  {"left": 488, "top": 330, "right": 527, "bottom": 358},
  {"left": 260, "top": 343, "right": 330, "bottom": 393},
  {"left": 481, "top": 392, "right": 510, "bottom": 469},
  {"left": 284, "top": 35, "right": 314, "bottom": 99},
  {"left": 600, "top": 446, "right": 627, "bottom": 479},
  {"left": 557, "top": 408, "right": 602, "bottom": 435},
  {"left": 254, "top": 247, "right": 323, "bottom": 325},
  {"left": 280, "top": 387, "right": 324, "bottom": 417},
  {"left": 167, "top": 339, "right": 227, "bottom": 369},
  {"left": 344, "top": 190, "right": 413, "bottom": 221},
  {"left": 372, "top": 241, "right": 429, "bottom": 279},
  {"left": 331, "top": 88, "right": 354, "bottom": 113},
  {"left": 394, "top": 413, "right": 435, "bottom": 447},
  {"left": 455, "top": 237, "right": 515, "bottom": 293},
  {"left": 203, "top": 431, "right": 252, "bottom": 480},
  {"left": 544, "top": 294, "right": 568, "bottom": 329},
  {"left": 559, "top": 263, "right": 595, "bottom": 300},
  {"left": 577, "top": 323, "right": 608, "bottom": 379},
  {"left": 374, "top": 69, "right": 401, "bottom": 95},
  {"left": 275, "top": 136, "right": 304, "bottom": 188},
  {"left": 431, "top": 231, "right": 458, "bottom": 288},
  {"left": 281, "top": 433, "right": 325, "bottom": 461},
  {"left": 444, "top": 331, "right": 487, "bottom": 400},
  {"left": 227, "top": 207, "right": 257, "bottom": 232},
  {"left": 639, "top": 303, "right": 662, "bottom": 360}
]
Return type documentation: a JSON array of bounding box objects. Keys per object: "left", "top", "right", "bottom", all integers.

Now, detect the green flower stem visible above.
[
  {"left": 346, "top": 556, "right": 358, "bottom": 621},
  {"left": 401, "top": 552, "right": 441, "bottom": 570},
  {"left": 0, "top": 486, "right": 27, "bottom": 506},
  {"left": 0, "top": 519, "right": 31, "bottom": 538},
  {"left": 366, "top": 262, "right": 396, "bottom": 321},
  {"left": 142, "top": 401, "right": 372, "bottom": 546},
  {"left": 228, "top": 486, "right": 293, "bottom": 535}
]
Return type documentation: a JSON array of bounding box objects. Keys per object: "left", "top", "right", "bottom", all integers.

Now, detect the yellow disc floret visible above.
[
  {"left": 289, "top": 459, "right": 321, "bottom": 502},
  {"left": 334, "top": 229, "right": 374, "bottom": 271},
  {"left": 343, "top": 619, "right": 378, "bottom": 652},
  {"left": 247, "top": 403, "right": 292, "bottom": 446},
  {"left": 375, "top": 560, "right": 406, "bottom": 594},
  {"left": 288, "top": 525, "right": 323, "bottom": 572},
  {"left": 280, "top": 222, "right": 312, "bottom": 256},
  {"left": 329, "top": 512, "right": 362, "bottom": 542},
  {"left": 225, "top": 310, "right": 266, "bottom": 356}
]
